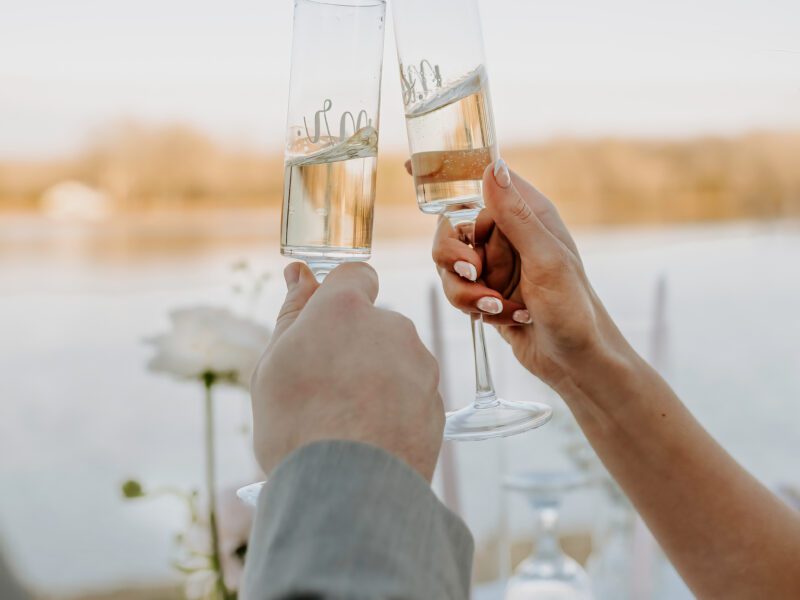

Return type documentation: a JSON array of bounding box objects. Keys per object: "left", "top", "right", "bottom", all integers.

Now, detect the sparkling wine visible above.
[
  {"left": 405, "top": 66, "right": 498, "bottom": 218},
  {"left": 282, "top": 126, "right": 378, "bottom": 262}
]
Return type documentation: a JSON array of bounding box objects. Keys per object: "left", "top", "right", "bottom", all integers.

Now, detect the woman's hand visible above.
[
  {"left": 421, "top": 159, "right": 800, "bottom": 600},
  {"left": 428, "top": 158, "right": 631, "bottom": 389}
]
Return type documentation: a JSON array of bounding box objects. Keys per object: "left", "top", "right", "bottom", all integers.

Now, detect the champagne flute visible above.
[
  {"left": 282, "top": 0, "right": 386, "bottom": 282},
  {"left": 237, "top": 0, "right": 386, "bottom": 507},
  {"left": 391, "top": 0, "right": 551, "bottom": 440},
  {"left": 505, "top": 471, "right": 594, "bottom": 599}
]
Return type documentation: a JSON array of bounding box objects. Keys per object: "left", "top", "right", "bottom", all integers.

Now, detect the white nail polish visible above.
[
  {"left": 477, "top": 297, "right": 503, "bottom": 315},
  {"left": 493, "top": 158, "right": 512, "bottom": 188},
  {"left": 454, "top": 260, "right": 477, "bottom": 282},
  {"left": 512, "top": 309, "right": 532, "bottom": 324}
]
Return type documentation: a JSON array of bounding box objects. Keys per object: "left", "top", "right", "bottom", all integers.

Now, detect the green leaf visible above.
[
  {"left": 121, "top": 479, "right": 145, "bottom": 499},
  {"left": 171, "top": 560, "right": 206, "bottom": 575}
]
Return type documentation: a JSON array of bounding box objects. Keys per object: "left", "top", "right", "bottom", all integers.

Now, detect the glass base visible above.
[
  {"left": 236, "top": 481, "right": 265, "bottom": 507},
  {"left": 444, "top": 397, "right": 552, "bottom": 442},
  {"left": 506, "top": 554, "right": 594, "bottom": 600}
]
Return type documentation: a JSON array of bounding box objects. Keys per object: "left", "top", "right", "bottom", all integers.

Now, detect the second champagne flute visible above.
[{"left": 392, "top": 0, "right": 551, "bottom": 440}]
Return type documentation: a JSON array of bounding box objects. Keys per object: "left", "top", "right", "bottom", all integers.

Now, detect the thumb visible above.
[
  {"left": 483, "top": 159, "right": 561, "bottom": 265},
  {"left": 271, "top": 262, "right": 319, "bottom": 342},
  {"left": 308, "top": 261, "right": 379, "bottom": 308}
]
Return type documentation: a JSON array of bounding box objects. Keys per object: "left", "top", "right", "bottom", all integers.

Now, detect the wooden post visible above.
[{"left": 430, "top": 284, "right": 462, "bottom": 516}]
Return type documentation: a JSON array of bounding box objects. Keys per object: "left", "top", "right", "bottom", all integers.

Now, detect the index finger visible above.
[{"left": 432, "top": 216, "right": 482, "bottom": 278}]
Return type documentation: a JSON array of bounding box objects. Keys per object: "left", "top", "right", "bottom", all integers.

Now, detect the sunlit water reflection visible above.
[{"left": 1, "top": 216, "right": 799, "bottom": 594}]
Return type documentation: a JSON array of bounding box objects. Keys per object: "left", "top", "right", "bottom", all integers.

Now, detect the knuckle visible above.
[
  {"left": 382, "top": 311, "right": 417, "bottom": 340},
  {"left": 355, "top": 261, "right": 379, "bottom": 283},
  {"left": 432, "top": 240, "right": 458, "bottom": 267},
  {"left": 392, "top": 314, "right": 431, "bottom": 354},
  {"left": 276, "top": 303, "right": 302, "bottom": 324},
  {"left": 396, "top": 313, "right": 419, "bottom": 338},
  {"left": 451, "top": 288, "right": 474, "bottom": 309},
  {"left": 510, "top": 195, "right": 534, "bottom": 224},
  {"left": 329, "top": 288, "right": 368, "bottom": 312},
  {"left": 537, "top": 249, "right": 569, "bottom": 276},
  {"left": 339, "top": 260, "right": 373, "bottom": 277}
]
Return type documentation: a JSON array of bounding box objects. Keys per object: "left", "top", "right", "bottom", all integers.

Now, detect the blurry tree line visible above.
[
  {"left": 503, "top": 134, "right": 800, "bottom": 225},
  {"left": 0, "top": 121, "right": 798, "bottom": 225}
]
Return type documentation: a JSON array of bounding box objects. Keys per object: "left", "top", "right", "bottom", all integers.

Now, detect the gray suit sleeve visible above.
[
  {"left": 0, "top": 549, "right": 28, "bottom": 600},
  {"left": 241, "top": 440, "right": 473, "bottom": 600}
]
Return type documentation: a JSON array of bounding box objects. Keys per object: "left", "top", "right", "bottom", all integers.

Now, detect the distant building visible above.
[{"left": 41, "top": 181, "right": 111, "bottom": 221}]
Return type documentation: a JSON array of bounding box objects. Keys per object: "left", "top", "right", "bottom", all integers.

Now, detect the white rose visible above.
[
  {"left": 184, "top": 569, "right": 217, "bottom": 600},
  {"left": 178, "top": 486, "right": 254, "bottom": 594},
  {"left": 217, "top": 485, "right": 254, "bottom": 591},
  {"left": 146, "top": 306, "right": 271, "bottom": 388}
]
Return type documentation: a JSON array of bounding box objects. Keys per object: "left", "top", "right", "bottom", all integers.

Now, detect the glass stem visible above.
[
  {"left": 452, "top": 214, "right": 501, "bottom": 411},
  {"left": 533, "top": 504, "right": 563, "bottom": 566},
  {"left": 471, "top": 312, "right": 499, "bottom": 408},
  {"left": 307, "top": 261, "right": 337, "bottom": 283}
]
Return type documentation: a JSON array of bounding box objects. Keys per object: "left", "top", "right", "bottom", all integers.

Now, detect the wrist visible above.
[{"left": 554, "top": 328, "right": 649, "bottom": 420}]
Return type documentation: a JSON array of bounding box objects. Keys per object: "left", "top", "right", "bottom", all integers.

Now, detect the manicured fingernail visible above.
[
  {"left": 477, "top": 296, "right": 503, "bottom": 315},
  {"left": 493, "top": 158, "right": 512, "bottom": 188},
  {"left": 284, "top": 264, "right": 300, "bottom": 289},
  {"left": 454, "top": 260, "right": 477, "bottom": 281},
  {"left": 512, "top": 309, "right": 532, "bottom": 324}
]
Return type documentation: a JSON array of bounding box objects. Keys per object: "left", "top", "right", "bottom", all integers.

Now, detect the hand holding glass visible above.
[
  {"left": 391, "top": 0, "right": 551, "bottom": 440},
  {"left": 238, "top": 0, "right": 386, "bottom": 506}
]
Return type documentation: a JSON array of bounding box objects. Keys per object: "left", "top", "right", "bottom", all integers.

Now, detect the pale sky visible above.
[{"left": 0, "top": 0, "right": 798, "bottom": 158}]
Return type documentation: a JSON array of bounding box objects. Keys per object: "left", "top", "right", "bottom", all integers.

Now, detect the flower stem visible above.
[{"left": 203, "top": 373, "right": 232, "bottom": 600}]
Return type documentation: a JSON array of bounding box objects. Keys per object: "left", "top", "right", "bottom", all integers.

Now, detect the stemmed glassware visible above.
[
  {"left": 391, "top": 0, "right": 551, "bottom": 440},
  {"left": 504, "top": 471, "right": 594, "bottom": 600},
  {"left": 237, "top": 0, "right": 386, "bottom": 506},
  {"left": 281, "top": 0, "right": 386, "bottom": 282}
]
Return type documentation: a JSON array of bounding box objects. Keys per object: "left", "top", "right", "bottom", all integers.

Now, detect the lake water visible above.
[{"left": 1, "top": 216, "right": 799, "bottom": 595}]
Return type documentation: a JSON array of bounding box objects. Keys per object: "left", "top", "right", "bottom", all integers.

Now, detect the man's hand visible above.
[{"left": 250, "top": 262, "right": 444, "bottom": 481}]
